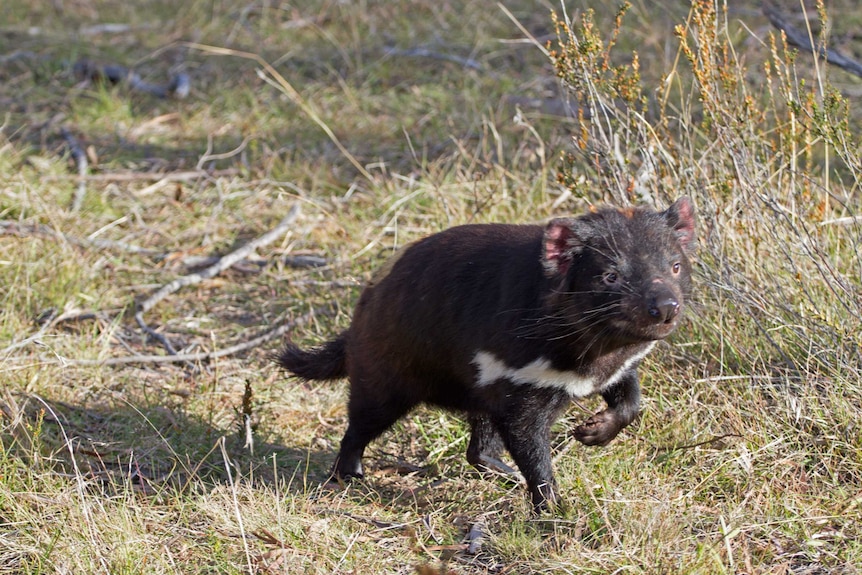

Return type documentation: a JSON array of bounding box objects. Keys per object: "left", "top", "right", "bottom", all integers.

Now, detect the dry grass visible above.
[{"left": 1, "top": 1, "right": 861, "bottom": 573}]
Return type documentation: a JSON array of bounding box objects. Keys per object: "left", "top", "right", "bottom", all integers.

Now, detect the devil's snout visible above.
[{"left": 645, "top": 281, "right": 681, "bottom": 324}]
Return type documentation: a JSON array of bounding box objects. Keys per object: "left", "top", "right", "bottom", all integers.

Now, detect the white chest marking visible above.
[
  {"left": 598, "top": 341, "right": 657, "bottom": 392},
  {"left": 471, "top": 342, "right": 656, "bottom": 398},
  {"left": 472, "top": 351, "right": 596, "bottom": 397}
]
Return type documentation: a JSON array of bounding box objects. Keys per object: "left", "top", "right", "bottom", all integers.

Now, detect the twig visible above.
[
  {"left": 178, "top": 254, "right": 267, "bottom": 270},
  {"left": 196, "top": 135, "right": 250, "bottom": 171},
  {"left": 41, "top": 168, "right": 240, "bottom": 183},
  {"left": 135, "top": 313, "right": 184, "bottom": 363},
  {"left": 61, "top": 128, "right": 89, "bottom": 212},
  {"left": 820, "top": 215, "right": 862, "bottom": 226},
  {"left": 762, "top": 1, "right": 862, "bottom": 78},
  {"left": 289, "top": 279, "right": 358, "bottom": 288},
  {"left": 134, "top": 204, "right": 301, "bottom": 357},
  {"left": 79, "top": 23, "right": 133, "bottom": 36},
  {"left": 282, "top": 254, "right": 328, "bottom": 269}
]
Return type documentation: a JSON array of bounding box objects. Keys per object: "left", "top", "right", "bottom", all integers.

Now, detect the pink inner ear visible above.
[
  {"left": 544, "top": 222, "right": 575, "bottom": 276},
  {"left": 672, "top": 198, "right": 696, "bottom": 249}
]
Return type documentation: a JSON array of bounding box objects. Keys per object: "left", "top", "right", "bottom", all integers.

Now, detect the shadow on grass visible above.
[
  {"left": 0, "top": 389, "right": 519, "bottom": 530},
  {"left": 0, "top": 392, "right": 334, "bottom": 496}
]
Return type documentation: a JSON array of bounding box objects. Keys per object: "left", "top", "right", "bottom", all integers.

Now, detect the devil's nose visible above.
[{"left": 647, "top": 297, "right": 680, "bottom": 323}]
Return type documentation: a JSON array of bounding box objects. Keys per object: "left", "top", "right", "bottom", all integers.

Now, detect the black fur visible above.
[{"left": 276, "top": 198, "right": 696, "bottom": 512}]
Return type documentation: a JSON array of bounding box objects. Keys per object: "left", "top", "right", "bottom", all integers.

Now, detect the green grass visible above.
[{"left": 1, "top": 1, "right": 861, "bottom": 573}]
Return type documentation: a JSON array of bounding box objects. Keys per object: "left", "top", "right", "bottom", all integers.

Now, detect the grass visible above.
[{"left": 1, "top": 0, "right": 861, "bottom": 573}]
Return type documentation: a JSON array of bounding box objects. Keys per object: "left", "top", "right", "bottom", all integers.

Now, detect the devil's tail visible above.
[{"left": 275, "top": 331, "right": 348, "bottom": 380}]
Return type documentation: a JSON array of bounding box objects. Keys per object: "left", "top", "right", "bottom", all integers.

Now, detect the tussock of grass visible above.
[{"left": 1, "top": 0, "right": 861, "bottom": 573}]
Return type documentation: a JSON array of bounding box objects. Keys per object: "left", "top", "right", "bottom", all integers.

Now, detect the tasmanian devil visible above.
[{"left": 276, "top": 197, "right": 695, "bottom": 512}]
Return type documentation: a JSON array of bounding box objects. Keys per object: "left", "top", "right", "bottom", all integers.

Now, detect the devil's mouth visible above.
[{"left": 612, "top": 317, "right": 680, "bottom": 342}]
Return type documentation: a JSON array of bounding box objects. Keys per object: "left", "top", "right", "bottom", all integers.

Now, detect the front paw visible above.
[{"left": 573, "top": 410, "right": 624, "bottom": 446}]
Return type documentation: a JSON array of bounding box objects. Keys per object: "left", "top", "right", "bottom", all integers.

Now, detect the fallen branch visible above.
[
  {"left": 4, "top": 204, "right": 308, "bottom": 367},
  {"left": 762, "top": 1, "right": 862, "bottom": 78},
  {"left": 135, "top": 204, "right": 301, "bottom": 357},
  {"left": 137, "top": 204, "right": 300, "bottom": 316},
  {"left": 66, "top": 304, "right": 329, "bottom": 366},
  {"left": 41, "top": 168, "right": 240, "bottom": 183},
  {"left": 135, "top": 314, "right": 185, "bottom": 363},
  {"left": 1, "top": 219, "right": 319, "bottom": 267}
]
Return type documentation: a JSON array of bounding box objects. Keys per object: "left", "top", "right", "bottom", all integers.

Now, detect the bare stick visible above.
[
  {"left": 78, "top": 23, "right": 132, "bottom": 35},
  {"left": 135, "top": 313, "right": 185, "bottom": 365},
  {"left": 137, "top": 203, "right": 300, "bottom": 315},
  {"left": 1, "top": 220, "right": 305, "bottom": 268},
  {"left": 61, "top": 128, "right": 89, "bottom": 212},
  {"left": 762, "top": 2, "right": 862, "bottom": 78},
  {"left": 65, "top": 304, "right": 328, "bottom": 366},
  {"left": 41, "top": 168, "right": 240, "bottom": 183},
  {"left": 134, "top": 203, "right": 301, "bottom": 357}
]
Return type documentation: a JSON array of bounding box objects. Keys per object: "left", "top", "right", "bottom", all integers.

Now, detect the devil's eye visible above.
[
  {"left": 603, "top": 271, "right": 619, "bottom": 285},
  {"left": 672, "top": 262, "right": 681, "bottom": 274}
]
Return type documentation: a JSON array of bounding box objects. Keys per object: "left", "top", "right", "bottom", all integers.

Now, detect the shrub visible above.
[{"left": 550, "top": 1, "right": 861, "bottom": 379}]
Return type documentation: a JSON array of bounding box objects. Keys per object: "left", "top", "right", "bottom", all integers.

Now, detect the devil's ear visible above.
[
  {"left": 542, "top": 218, "right": 585, "bottom": 278},
  {"left": 662, "top": 197, "right": 696, "bottom": 252}
]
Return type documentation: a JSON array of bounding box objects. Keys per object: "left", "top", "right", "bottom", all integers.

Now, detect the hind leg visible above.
[
  {"left": 466, "top": 413, "right": 516, "bottom": 475},
  {"left": 333, "top": 388, "right": 416, "bottom": 480}
]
